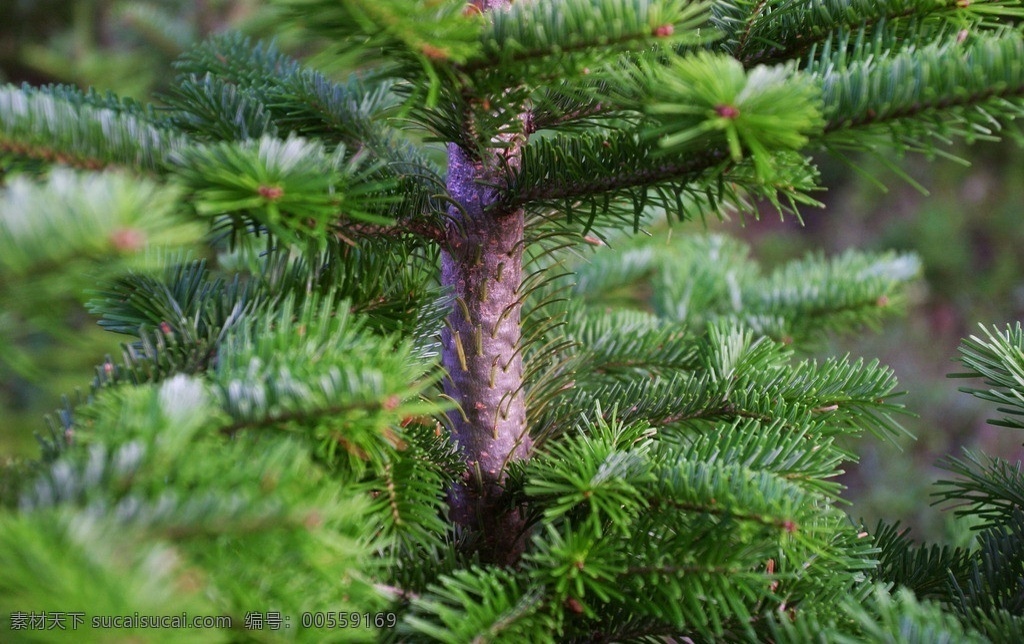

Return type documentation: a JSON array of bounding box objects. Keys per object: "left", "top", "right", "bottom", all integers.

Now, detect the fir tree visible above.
[{"left": 2, "top": 0, "right": 1024, "bottom": 641}]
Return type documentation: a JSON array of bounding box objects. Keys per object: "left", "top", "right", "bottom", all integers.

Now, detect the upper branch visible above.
[
  {"left": 0, "top": 85, "right": 188, "bottom": 171},
  {"left": 817, "top": 32, "right": 1024, "bottom": 144},
  {"left": 733, "top": 0, "right": 1016, "bottom": 68},
  {"left": 460, "top": 0, "right": 705, "bottom": 76},
  {"left": 507, "top": 135, "right": 727, "bottom": 207}
]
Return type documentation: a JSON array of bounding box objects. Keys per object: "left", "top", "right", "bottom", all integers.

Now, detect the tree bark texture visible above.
[{"left": 442, "top": 141, "right": 532, "bottom": 565}]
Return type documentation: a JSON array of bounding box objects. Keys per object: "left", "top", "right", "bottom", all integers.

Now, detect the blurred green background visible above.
[
  {"left": 2, "top": 0, "right": 1022, "bottom": 543},
  {"left": 734, "top": 144, "right": 1024, "bottom": 542},
  {"left": 0, "top": 0, "right": 273, "bottom": 482}
]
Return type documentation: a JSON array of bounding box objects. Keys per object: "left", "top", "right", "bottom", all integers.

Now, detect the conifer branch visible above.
[
  {"left": 734, "top": 0, "right": 1021, "bottom": 67},
  {"left": 0, "top": 85, "right": 189, "bottom": 170},
  {"left": 339, "top": 218, "right": 446, "bottom": 244},
  {"left": 462, "top": 0, "right": 710, "bottom": 77},
  {"left": 217, "top": 399, "right": 405, "bottom": 437},
  {"left": 821, "top": 33, "right": 1024, "bottom": 123},
  {"left": 734, "top": 0, "right": 770, "bottom": 59},
  {"left": 169, "top": 34, "right": 446, "bottom": 228},
  {"left": 529, "top": 94, "right": 610, "bottom": 131},
  {"left": 828, "top": 84, "right": 1024, "bottom": 132},
  {"left": 624, "top": 563, "right": 747, "bottom": 576},
  {"left": 508, "top": 135, "right": 728, "bottom": 208},
  {"left": 649, "top": 496, "right": 799, "bottom": 532},
  {"left": 585, "top": 622, "right": 686, "bottom": 644}
]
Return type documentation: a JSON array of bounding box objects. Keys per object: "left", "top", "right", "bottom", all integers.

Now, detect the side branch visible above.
[
  {"left": 507, "top": 145, "right": 727, "bottom": 209},
  {"left": 649, "top": 497, "right": 798, "bottom": 532},
  {"left": 0, "top": 140, "right": 110, "bottom": 171},
  {"left": 460, "top": 25, "right": 674, "bottom": 77},
  {"left": 737, "top": 0, "right": 969, "bottom": 67},
  {"left": 338, "top": 217, "right": 446, "bottom": 244},
  {"left": 824, "top": 83, "right": 1024, "bottom": 134}
]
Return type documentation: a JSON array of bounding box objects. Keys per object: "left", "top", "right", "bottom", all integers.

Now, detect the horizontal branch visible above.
[
  {"left": 218, "top": 397, "right": 400, "bottom": 437},
  {"left": 461, "top": 22, "right": 671, "bottom": 77},
  {"left": 737, "top": 0, "right": 973, "bottom": 67},
  {"left": 506, "top": 145, "right": 728, "bottom": 208},
  {"left": 587, "top": 621, "right": 689, "bottom": 644},
  {"left": 626, "top": 563, "right": 746, "bottom": 576},
  {"left": 649, "top": 496, "right": 799, "bottom": 532},
  {"left": 0, "top": 85, "right": 188, "bottom": 170},
  {"left": 824, "top": 82, "right": 1024, "bottom": 134},
  {"left": 0, "top": 140, "right": 110, "bottom": 171},
  {"left": 337, "top": 217, "right": 446, "bottom": 244}
]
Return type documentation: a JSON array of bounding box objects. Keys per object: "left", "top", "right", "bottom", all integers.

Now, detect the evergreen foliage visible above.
[{"left": 3, "top": 0, "right": 1024, "bottom": 641}]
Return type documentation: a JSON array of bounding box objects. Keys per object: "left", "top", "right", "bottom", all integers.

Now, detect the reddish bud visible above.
[
  {"left": 715, "top": 104, "right": 740, "bottom": 119},
  {"left": 876, "top": 295, "right": 890, "bottom": 307},
  {"left": 110, "top": 228, "right": 146, "bottom": 252},
  {"left": 565, "top": 597, "right": 585, "bottom": 614},
  {"left": 421, "top": 44, "right": 449, "bottom": 61},
  {"left": 303, "top": 511, "right": 323, "bottom": 529},
  {"left": 652, "top": 24, "right": 674, "bottom": 37},
  {"left": 766, "top": 559, "right": 779, "bottom": 591},
  {"left": 258, "top": 185, "right": 284, "bottom": 200}
]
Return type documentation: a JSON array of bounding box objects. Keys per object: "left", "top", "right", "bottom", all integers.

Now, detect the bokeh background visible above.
[{"left": 2, "top": 0, "right": 1022, "bottom": 544}]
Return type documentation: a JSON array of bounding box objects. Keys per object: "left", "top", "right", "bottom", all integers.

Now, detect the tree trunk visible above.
[{"left": 442, "top": 141, "right": 532, "bottom": 565}]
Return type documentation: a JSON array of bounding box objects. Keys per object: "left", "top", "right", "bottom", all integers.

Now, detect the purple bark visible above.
[{"left": 442, "top": 142, "right": 532, "bottom": 564}]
